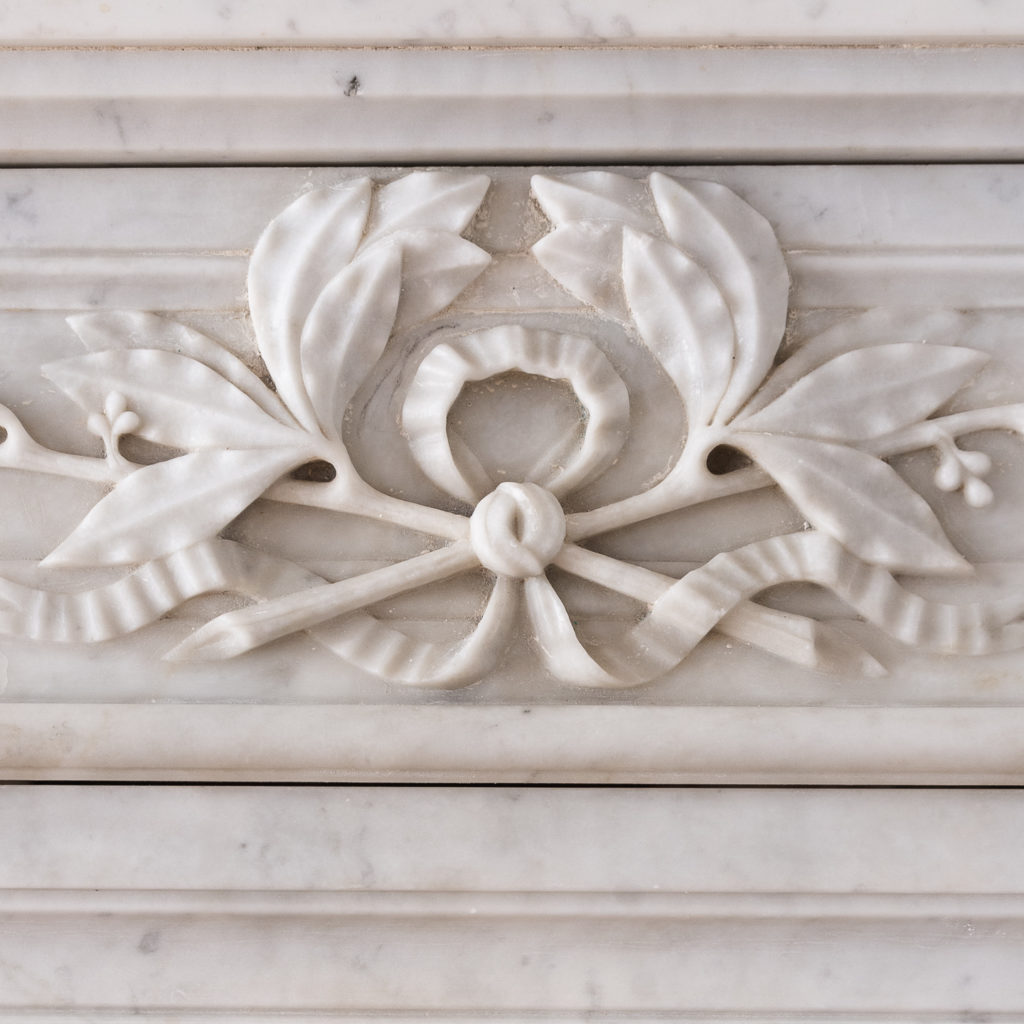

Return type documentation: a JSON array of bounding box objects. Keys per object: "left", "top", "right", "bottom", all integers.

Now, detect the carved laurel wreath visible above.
[{"left": 2, "top": 170, "right": 1024, "bottom": 688}]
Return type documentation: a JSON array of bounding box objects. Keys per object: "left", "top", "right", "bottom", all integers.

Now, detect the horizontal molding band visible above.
[
  {"left": 1, "top": 900, "right": 1021, "bottom": 1012},
  {"left": 0, "top": 253, "right": 247, "bottom": 311},
  {"left": 4, "top": 250, "right": 1024, "bottom": 311},
  {"left": 4, "top": 705, "right": 1024, "bottom": 782},
  {"left": 789, "top": 250, "right": 1024, "bottom": 308},
  {"left": 2, "top": 48, "right": 1024, "bottom": 162},
  {"left": 4, "top": 787, "right": 1021, "bottom": 894},
  {"left": 0, "top": 787, "right": 1019, "bottom": 1014},
  {"left": 2, "top": 0, "right": 1024, "bottom": 46}
]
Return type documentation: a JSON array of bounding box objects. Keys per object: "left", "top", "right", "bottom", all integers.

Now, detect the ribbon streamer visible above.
[
  {"left": 3, "top": 531, "right": 1023, "bottom": 688},
  {"left": 546, "top": 531, "right": 1024, "bottom": 686},
  {"left": 0, "top": 540, "right": 515, "bottom": 689}
]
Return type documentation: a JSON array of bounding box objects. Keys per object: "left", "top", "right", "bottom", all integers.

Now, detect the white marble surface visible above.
[
  {"left": 2, "top": 17, "right": 1021, "bottom": 1022},
  {"left": 3, "top": 46, "right": 1024, "bottom": 163},
  {"left": 6, "top": 704, "right": 1024, "bottom": 784},
  {"left": 0, "top": 0, "right": 1022, "bottom": 44},
  {"left": 0, "top": 785, "right": 1021, "bottom": 1017}
]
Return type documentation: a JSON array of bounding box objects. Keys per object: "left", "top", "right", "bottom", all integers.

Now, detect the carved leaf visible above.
[
  {"left": 649, "top": 173, "right": 790, "bottom": 425},
  {"left": 368, "top": 229, "right": 492, "bottom": 330},
  {"left": 361, "top": 171, "right": 490, "bottom": 243},
  {"left": 42, "top": 447, "right": 307, "bottom": 568},
  {"left": 531, "top": 172, "right": 660, "bottom": 232},
  {"left": 300, "top": 245, "right": 403, "bottom": 441},
  {"left": 531, "top": 222, "right": 628, "bottom": 320},
  {"left": 740, "top": 309, "right": 968, "bottom": 417},
  {"left": 621, "top": 228, "right": 735, "bottom": 428},
  {"left": 66, "top": 311, "right": 296, "bottom": 425},
  {"left": 734, "top": 433, "right": 969, "bottom": 574},
  {"left": 248, "top": 178, "right": 373, "bottom": 431},
  {"left": 43, "top": 349, "right": 304, "bottom": 450},
  {"left": 737, "top": 343, "right": 988, "bottom": 441}
]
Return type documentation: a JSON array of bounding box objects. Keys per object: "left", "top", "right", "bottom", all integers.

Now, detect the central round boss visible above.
[{"left": 469, "top": 482, "right": 566, "bottom": 578}]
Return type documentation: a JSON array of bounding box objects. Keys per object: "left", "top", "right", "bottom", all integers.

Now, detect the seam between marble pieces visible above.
[
  {"left": 2, "top": 1014, "right": 1010, "bottom": 1022},
  {"left": 10, "top": 161, "right": 1024, "bottom": 171},
  {"left": 1, "top": 42, "right": 1022, "bottom": 51},
  {"left": 0, "top": 890, "right": 1020, "bottom": 917},
  {"left": 10, "top": 781, "right": 1024, "bottom": 789}
]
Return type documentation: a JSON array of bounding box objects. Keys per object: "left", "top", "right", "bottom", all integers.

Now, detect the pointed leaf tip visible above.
[
  {"left": 42, "top": 447, "right": 310, "bottom": 569},
  {"left": 530, "top": 172, "right": 659, "bottom": 233},
  {"left": 736, "top": 433, "right": 970, "bottom": 576},
  {"left": 648, "top": 173, "right": 789, "bottom": 424},
  {"left": 531, "top": 221, "right": 628, "bottom": 320},
  {"left": 621, "top": 228, "right": 735, "bottom": 428},
  {"left": 248, "top": 178, "right": 374, "bottom": 430},
  {"left": 739, "top": 343, "right": 989, "bottom": 442},
  {"left": 362, "top": 171, "right": 491, "bottom": 242}
]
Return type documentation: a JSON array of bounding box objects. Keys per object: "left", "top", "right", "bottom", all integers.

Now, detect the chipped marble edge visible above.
[{"left": 3, "top": 705, "right": 1024, "bottom": 783}]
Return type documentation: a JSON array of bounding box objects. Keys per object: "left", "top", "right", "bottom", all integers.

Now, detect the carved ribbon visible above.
[
  {"left": 0, "top": 540, "right": 517, "bottom": 688},
  {"left": 3, "top": 531, "right": 1023, "bottom": 689},
  {"left": 540, "top": 531, "right": 1024, "bottom": 686}
]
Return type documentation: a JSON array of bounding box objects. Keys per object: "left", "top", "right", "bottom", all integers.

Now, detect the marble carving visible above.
[{"left": 2, "top": 169, "right": 1024, "bottom": 689}]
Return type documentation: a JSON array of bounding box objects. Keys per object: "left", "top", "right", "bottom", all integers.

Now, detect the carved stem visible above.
[
  {"left": 568, "top": 402, "right": 1024, "bottom": 542},
  {"left": 264, "top": 477, "right": 469, "bottom": 540},
  {"left": 565, "top": 463, "right": 772, "bottom": 541},
  {"left": 0, "top": 443, "right": 115, "bottom": 483},
  {"left": 167, "top": 539, "right": 480, "bottom": 661},
  {"left": 864, "top": 403, "right": 1024, "bottom": 456},
  {"left": 0, "top": 404, "right": 469, "bottom": 541}
]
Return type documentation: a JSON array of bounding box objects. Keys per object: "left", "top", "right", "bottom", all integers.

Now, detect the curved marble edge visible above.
[
  {"left": 3, "top": 705, "right": 1024, "bottom": 783},
  {"left": 0, "top": 0, "right": 1021, "bottom": 45},
  {"left": 3, "top": 47, "right": 1024, "bottom": 163}
]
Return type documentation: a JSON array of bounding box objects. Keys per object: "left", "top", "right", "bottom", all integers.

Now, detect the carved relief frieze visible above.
[{"left": 2, "top": 169, "right": 1024, "bottom": 691}]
